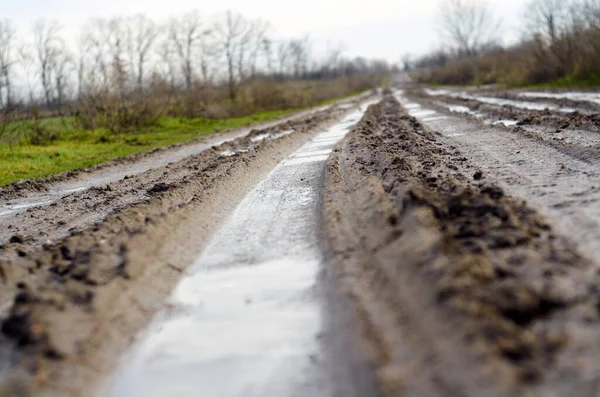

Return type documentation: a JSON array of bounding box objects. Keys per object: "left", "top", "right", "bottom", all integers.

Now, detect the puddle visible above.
[
  {"left": 425, "top": 89, "right": 578, "bottom": 112},
  {"left": 0, "top": 186, "right": 91, "bottom": 219},
  {"left": 488, "top": 119, "right": 519, "bottom": 127},
  {"left": 394, "top": 95, "right": 442, "bottom": 121},
  {"left": 399, "top": 92, "right": 524, "bottom": 130},
  {"left": 519, "top": 91, "right": 600, "bottom": 105},
  {"left": 291, "top": 149, "right": 334, "bottom": 158},
  {"left": 425, "top": 88, "right": 451, "bottom": 96},
  {"left": 105, "top": 100, "right": 378, "bottom": 397},
  {"left": 446, "top": 105, "right": 475, "bottom": 115},
  {"left": 5, "top": 201, "right": 52, "bottom": 210},
  {"left": 468, "top": 95, "right": 577, "bottom": 112},
  {"left": 55, "top": 187, "right": 88, "bottom": 195},
  {"left": 219, "top": 148, "right": 254, "bottom": 157},
  {"left": 250, "top": 129, "right": 295, "bottom": 143},
  {"left": 422, "top": 116, "right": 448, "bottom": 122},
  {"left": 410, "top": 109, "right": 437, "bottom": 118}
]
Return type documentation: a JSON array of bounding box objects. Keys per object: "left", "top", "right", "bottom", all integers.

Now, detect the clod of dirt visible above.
[
  {"left": 146, "top": 182, "right": 172, "bottom": 196},
  {"left": 9, "top": 235, "right": 25, "bottom": 244}
]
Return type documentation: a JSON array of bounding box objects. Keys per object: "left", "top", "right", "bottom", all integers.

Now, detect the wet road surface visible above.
[
  {"left": 106, "top": 102, "right": 378, "bottom": 397},
  {"left": 397, "top": 90, "right": 600, "bottom": 263}
]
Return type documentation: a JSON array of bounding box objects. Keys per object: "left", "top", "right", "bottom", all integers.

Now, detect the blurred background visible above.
[{"left": 0, "top": 0, "right": 597, "bottom": 184}]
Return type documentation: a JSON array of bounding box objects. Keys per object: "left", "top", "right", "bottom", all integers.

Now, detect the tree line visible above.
[
  {"left": 0, "top": 10, "right": 391, "bottom": 127},
  {"left": 412, "top": 0, "right": 600, "bottom": 86}
]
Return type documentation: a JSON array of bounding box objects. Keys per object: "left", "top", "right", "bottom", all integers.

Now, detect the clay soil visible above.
[
  {"left": 0, "top": 98, "right": 365, "bottom": 396},
  {"left": 321, "top": 94, "right": 600, "bottom": 397},
  {"left": 1, "top": 88, "right": 600, "bottom": 397}
]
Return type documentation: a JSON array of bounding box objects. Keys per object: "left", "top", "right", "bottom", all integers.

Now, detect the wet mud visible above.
[
  {"left": 0, "top": 97, "right": 370, "bottom": 396},
  {"left": 408, "top": 88, "right": 600, "bottom": 165},
  {"left": 1, "top": 84, "right": 600, "bottom": 397},
  {"left": 421, "top": 89, "right": 600, "bottom": 133},
  {"left": 321, "top": 94, "right": 600, "bottom": 396}
]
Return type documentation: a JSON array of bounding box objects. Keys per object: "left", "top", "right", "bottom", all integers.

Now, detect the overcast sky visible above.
[{"left": 4, "top": 0, "right": 530, "bottom": 63}]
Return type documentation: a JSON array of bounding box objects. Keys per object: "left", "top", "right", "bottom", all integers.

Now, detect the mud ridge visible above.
[{"left": 321, "top": 94, "right": 600, "bottom": 396}]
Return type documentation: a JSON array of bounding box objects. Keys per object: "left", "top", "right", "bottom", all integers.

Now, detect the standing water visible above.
[{"left": 106, "top": 100, "right": 379, "bottom": 397}]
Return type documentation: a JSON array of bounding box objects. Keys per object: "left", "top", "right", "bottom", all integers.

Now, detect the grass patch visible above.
[{"left": 0, "top": 108, "right": 294, "bottom": 186}]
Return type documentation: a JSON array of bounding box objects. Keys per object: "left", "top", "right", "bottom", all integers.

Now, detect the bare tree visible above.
[
  {"left": 17, "top": 44, "right": 37, "bottom": 103},
  {"left": 261, "top": 37, "right": 274, "bottom": 74},
  {"left": 246, "top": 20, "right": 271, "bottom": 78},
  {"left": 288, "top": 36, "right": 311, "bottom": 78},
  {"left": 168, "top": 11, "right": 208, "bottom": 91},
  {"left": 276, "top": 40, "right": 290, "bottom": 76},
  {"left": 157, "top": 38, "right": 177, "bottom": 90},
  {"left": 80, "top": 19, "right": 111, "bottom": 90},
  {"left": 51, "top": 46, "right": 73, "bottom": 105},
  {"left": 0, "top": 20, "right": 16, "bottom": 106},
  {"left": 215, "top": 11, "right": 251, "bottom": 101},
  {"left": 438, "top": 0, "right": 500, "bottom": 57},
  {"left": 401, "top": 53, "right": 412, "bottom": 72},
  {"left": 106, "top": 18, "right": 130, "bottom": 97},
  {"left": 583, "top": 0, "right": 600, "bottom": 30},
  {"left": 33, "top": 20, "right": 63, "bottom": 106},
  {"left": 0, "top": 9, "right": 389, "bottom": 117},
  {"left": 525, "top": 0, "right": 573, "bottom": 42},
  {"left": 322, "top": 42, "right": 345, "bottom": 77},
  {"left": 525, "top": 0, "right": 576, "bottom": 75},
  {"left": 128, "top": 14, "right": 158, "bottom": 91}
]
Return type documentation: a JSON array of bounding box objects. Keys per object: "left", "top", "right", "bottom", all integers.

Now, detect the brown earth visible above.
[
  {"left": 321, "top": 94, "right": 600, "bottom": 397},
  {"left": 1, "top": 87, "right": 600, "bottom": 397},
  {"left": 0, "top": 98, "right": 367, "bottom": 397}
]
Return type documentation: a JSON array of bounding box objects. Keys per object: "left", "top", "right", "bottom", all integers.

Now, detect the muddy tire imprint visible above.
[
  {"left": 321, "top": 94, "right": 600, "bottom": 396},
  {"left": 0, "top": 96, "right": 373, "bottom": 397}
]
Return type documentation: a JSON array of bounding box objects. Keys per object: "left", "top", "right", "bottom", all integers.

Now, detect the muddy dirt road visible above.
[
  {"left": 106, "top": 103, "right": 379, "bottom": 397},
  {"left": 0, "top": 96, "right": 372, "bottom": 396},
  {"left": 2, "top": 84, "right": 600, "bottom": 397}
]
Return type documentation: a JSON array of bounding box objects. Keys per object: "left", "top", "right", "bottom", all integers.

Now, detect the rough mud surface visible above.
[
  {"left": 322, "top": 95, "right": 600, "bottom": 396},
  {"left": 0, "top": 98, "right": 365, "bottom": 396},
  {"left": 409, "top": 87, "right": 600, "bottom": 164},
  {"left": 2, "top": 86, "right": 600, "bottom": 397},
  {"left": 420, "top": 86, "right": 600, "bottom": 124}
]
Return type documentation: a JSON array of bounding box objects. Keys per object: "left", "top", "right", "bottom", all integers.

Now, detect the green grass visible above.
[
  {"left": 0, "top": 109, "right": 295, "bottom": 186},
  {"left": 0, "top": 88, "right": 377, "bottom": 187}
]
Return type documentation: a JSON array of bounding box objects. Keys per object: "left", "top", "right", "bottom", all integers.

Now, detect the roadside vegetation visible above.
[
  {"left": 0, "top": 11, "right": 391, "bottom": 186},
  {"left": 0, "top": 109, "right": 298, "bottom": 186},
  {"left": 411, "top": 0, "right": 600, "bottom": 88}
]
